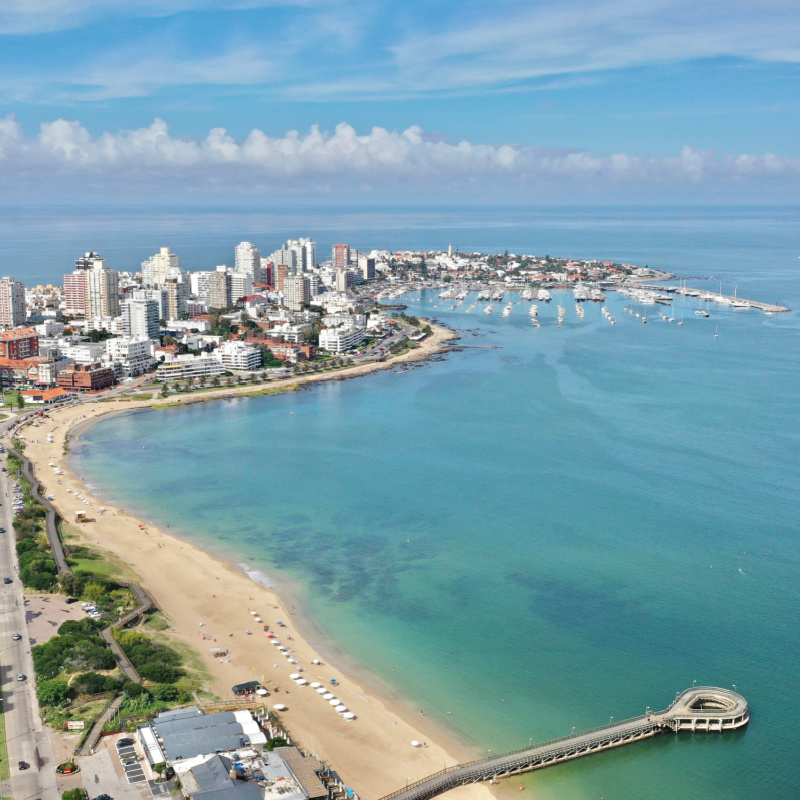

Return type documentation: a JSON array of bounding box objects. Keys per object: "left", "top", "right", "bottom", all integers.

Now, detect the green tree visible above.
[
  {"left": 84, "top": 582, "right": 105, "bottom": 603},
  {"left": 265, "top": 736, "right": 288, "bottom": 751},
  {"left": 212, "top": 376, "right": 220, "bottom": 388},
  {"left": 159, "top": 383, "right": 169, "bottom": 398},
  {"left": 37, "top": 679, "right": 70, "bottom": 707},
  {"left": 62, "top": 789, "right": 89, "bottom": 800},
  {"left": 14, "top": 391, "right": 24, "bottom": 409},
  {"left": 198, "top": 375, "right": 206, "bottom": 388},
  {"left": 153, "top": 762, "right": 167, "bottom": 781}
]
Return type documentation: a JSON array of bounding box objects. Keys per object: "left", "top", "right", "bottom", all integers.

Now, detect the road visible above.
[{"left": 0, "top": 416, "right": 60, "bottom": 800}]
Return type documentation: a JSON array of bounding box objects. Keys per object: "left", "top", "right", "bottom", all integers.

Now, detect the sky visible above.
[{"left": 1, "top": 0, "right": 799, "bottom": 202}]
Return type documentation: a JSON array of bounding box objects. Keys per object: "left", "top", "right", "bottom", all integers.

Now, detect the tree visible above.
[
  {"left": 159, "top": 383, "right": 169, "bottom": 398},
  {"left": 265, "top": 736, "right": 288, "bottom": 751},
  {"left": 37, "top": 679, "right": 70, "bottom": 707},
  {"left": 212, "top": 376, "right": 220, "bottom": 388},
  {"left": 162, "top": 334, "right": 177, "bottom": 346},
  {"left": 84, "top": 582, "right": 105, "bottom": 603},
  {"left": 62, "top": 789, "right": 89, "bottom": 800},
  {"left": 14, "top": 391, "right": 24, "bottom": 409},
  {"left": 153, "top": 762, "right": 167, "bottom": 781},
  {"left": 198, "top": 375, "right": 206, "bottom": 388}
]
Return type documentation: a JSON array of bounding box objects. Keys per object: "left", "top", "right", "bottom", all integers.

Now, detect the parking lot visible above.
[
  {"left": 116, "top": 737, "right": 147, "bottom": 785},
  {"left": 80, "top": 734, "right": 153, "bottom": 800}
]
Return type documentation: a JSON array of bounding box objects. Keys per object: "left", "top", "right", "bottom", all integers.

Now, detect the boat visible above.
[
  {"left": 483, "top": 303, "right": 495, "bottom": 314},
  {"left": 501, "top": 303, "right": 513, "bottom": 318},
  {"left": 537, "top": 288, "right": 552, "bottom": 302}
]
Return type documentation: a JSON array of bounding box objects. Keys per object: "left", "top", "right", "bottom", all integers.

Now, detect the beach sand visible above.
[{"left": 15, "top": 325, "right": 499, "bottom": 800}]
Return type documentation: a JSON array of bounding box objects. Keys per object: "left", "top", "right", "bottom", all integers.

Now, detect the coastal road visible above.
[{"left": 0, "top": 421, "right": 60, "bottom": 800}]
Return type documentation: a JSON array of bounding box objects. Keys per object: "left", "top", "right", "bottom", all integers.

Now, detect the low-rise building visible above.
[
  {"left": 56, "top": 363, "right": 115, "bottom": 392},
  {"left": 155, "top": 353, "right": 224, "bottom": 382},
  {"left": 19, "top": 387, "right": 73, "bottom": 405},
  {"left": 106, "top": 337, "right": 157, "bottom": 377},
  {"left": 215, "top": 341, "right": 262, "bottom": 371},
  {"left": 318, "top": 326, "right": 366, "bottom": 354},
  {"left": 0, "top": 327, "right": 39, "bottom": 360}
]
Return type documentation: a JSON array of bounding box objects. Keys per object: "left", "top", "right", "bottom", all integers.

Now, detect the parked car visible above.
[
  {"left": 18, "top": 761, "right": 28, "bottom": 770},
  {"left": 12, "top": 633, "right": 21, "bottom": 641},
  {"left": 16, "top": 673, "right": 25, "bottom": 681},
  {"left": 4, "top": 577, "right": 12, "bottom": 584}
]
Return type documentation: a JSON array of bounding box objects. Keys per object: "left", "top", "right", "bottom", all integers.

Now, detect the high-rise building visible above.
[
  {"left": 229, "top": 272, "right": 253, "bottom": 303},
  {"left": 335, "top": 269, "right": 351, "bottom": 293},
  {"left": 308, "top": 275, "right": 322, "bottom": 297},
  {"left": 141, "top": 247, "right": 179, "bottom": 287},
  {"left": 283, "top": 275, "right": 310, "bottom": 311},
  {"left": 164, "top": 272, "right": 188, "bottom": 320},
  {"left": 122, "top": 298, "right": 160, "bottom": 339},
  {"left": 259, "top": 258, "right": 273, "bottom": 288},
  {"left": 358, "top": 254, "right": 376, "bottom": 281},
  {"left": 276, "top": 264, "right": 288, "bottom": 293},
  {"left": 207, "top": 269, "right": 231, "bottom": 309},
  {"left": 0, "top": 277, "right": 26, "bottom": 329},
  {"left": 132, "top": 288, "right": 168, "bottom": 321},
  {"left": 63, "top": 271, "right": 88, "bottom": 315},
  {"left": 333, "top": 244, "right": 350, "bottom": 270},
  {"left": 85, "top": 260, "right": 120, "bottom": 318},
  {"left": 74, "top": 252, "right": 106, "bottom": 272},
  {"left": 270, "top": 247, "right": 298, "bottom": 274},
  {"left": 235, "top": 242, "right": 262, "bottom": 284},
  {"left": 286, "top": 238, "right": 317, "bottom": 272}
]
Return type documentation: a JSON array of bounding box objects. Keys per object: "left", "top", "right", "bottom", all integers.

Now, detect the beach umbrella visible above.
[
  {"left": 322, "top": 693, "right": 334, "bottom": 700},
  {"left": 328, "top": 698, "right": 340, "bottom": 706},
  {"left": 312, "top": 659, "right": 321, "bottom": 665},
  {"left": 335, "top": 705, "right": 347, "bottom": 712},
  {"left": 295, "top": 679, "right": 308, "bottom": 686},
  {"left": 316, "top": 688, "right": 327, "bottom": 694},
  {"left": 411, "top": 740, "right": 421, "bottom": 748},
  {"left": 256, "top": 689, "right": 268, "bottom": 696},
  {"left": 310, "top": 682, "right": 322, "bottom": 688},
  {"left": 271, "top": 640, "right": 281, "bottom": 645},
  {"left": 273, "top": 703, "right": 288, "bottom": 711},
  {"left": 289, "top": 673, "right": 301, "bottom": 680},
  {"left": 343, "top": 712, "right": 356, "bottom": 720},
  {"left": 250, "top": 611, "right": 258, "bottom": 615},
  {"left": 254, "top": 617, "right": 262, "bottom": 622}
]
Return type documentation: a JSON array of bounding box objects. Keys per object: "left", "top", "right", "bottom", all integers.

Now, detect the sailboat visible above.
[{"left": 714, "top": 325, "right": 719, "bottom": 338}]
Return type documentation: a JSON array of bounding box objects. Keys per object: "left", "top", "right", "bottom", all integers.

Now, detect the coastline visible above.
[{"left": 16, "top": 322, "right": 500, "bottom": 800}]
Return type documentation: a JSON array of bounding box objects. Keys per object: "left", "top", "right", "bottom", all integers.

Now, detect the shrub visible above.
[
  {"left": 123, "top": 682, "right": 150, "bottom": 699},
  {"left": 37, "top": 679, "right": 71, "bottom": 707},
  {"left": 152, "top": 684, "right": 179, "bottom": 701},
  {"left": 71, "top": 672, "right": 119, "bottom": 695},
  {"left": 138, "top": 663, "right": 180, "bottom": 684}
]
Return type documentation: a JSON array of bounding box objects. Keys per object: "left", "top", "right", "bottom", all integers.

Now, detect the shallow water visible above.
[{"left": 66, "top": 205, "right": 800, "bottom": 800}]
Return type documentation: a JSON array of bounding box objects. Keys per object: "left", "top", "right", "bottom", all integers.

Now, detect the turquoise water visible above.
[{"left": 70, "top": 208, "right": 800, "bottom": 800}]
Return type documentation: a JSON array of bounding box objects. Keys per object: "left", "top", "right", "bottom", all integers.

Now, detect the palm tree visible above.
[
  {"left": 212, "top": 376, "right": 220, "bottom": 388},
  {"left": 199, "top": 375, "right": 206, "bottom": 388}
]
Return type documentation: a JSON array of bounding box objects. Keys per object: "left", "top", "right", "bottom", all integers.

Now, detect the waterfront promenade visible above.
[{"left": 380, "top": 687, "right": 749, "bottom": 800}]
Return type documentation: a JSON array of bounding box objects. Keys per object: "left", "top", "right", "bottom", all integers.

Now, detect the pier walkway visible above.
[
  {"left": 380, "top": 687, "right": 748, "bottom": 800},
  {"left": 624, "top": 284, "right": 790, "bottom": 312}
]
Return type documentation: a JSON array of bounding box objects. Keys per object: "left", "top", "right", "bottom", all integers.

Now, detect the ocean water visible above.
[{"left": 63, "top": 205, "right": 800, "bottom": 800}]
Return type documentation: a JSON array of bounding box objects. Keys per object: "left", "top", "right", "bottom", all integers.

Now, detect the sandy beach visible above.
[{"left": 13, "top": 324, "right": 499, "bottom": 800}]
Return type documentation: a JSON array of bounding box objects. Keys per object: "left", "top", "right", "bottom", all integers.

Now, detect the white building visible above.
[
  {"left": 122, "top": 298, "right": 160, "bottom": 339},
  {"left": 234, "top": 242, "right": 262, "bottom": 285},
  {"left": 60, "top": 342, "right": 107, "bottom": 365},
  {"left": 229, "top": 271, "right": 253, "bottom": 303},
  {"left": 319, "top": 326, "right": 366, "bottom": 353},
  {"left": 141, "top": 247, "right": 179, "bottom": 287},
  {"left": 0, "top": 277, "right": 26, "bottom": 328},
  {"left": 285, "top": 238, "right": 316, "bottom": 271},
  {"left": 85, "top": 261, "right": 120, "bottom": 318},
  {"left": 156, "top": 353, "right": 224, "bottom": 382},
  {"left": 335, "top": 269, "right": 351, "bottom": 294},
  {"left": 131, "top": 288, "right": 168, "bottom": 320},
  {"left": 164, "top": 271, "right": 188, "bottom": 319},
  {"left": 106, "top": 337, "right": 156, "bottom": 377},
  {"left": 214, "top": 340, "right": 262, "bottom": 371}
]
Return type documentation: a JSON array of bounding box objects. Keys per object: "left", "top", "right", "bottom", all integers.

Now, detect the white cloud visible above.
[{"left": 1, "top": 116, "right": 798, "bottom": 199}]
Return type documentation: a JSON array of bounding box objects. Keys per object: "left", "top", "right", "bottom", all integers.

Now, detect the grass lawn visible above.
[{"left": 0, "top": 690, "right": 9, "bottom": 782}]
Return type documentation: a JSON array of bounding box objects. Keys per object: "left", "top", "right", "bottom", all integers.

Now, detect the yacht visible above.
[
  {"left": 483, "top": 303, "right": 495, "bottom": 314},
  {"left": 501, "top": 303, "right": 513, "bottom": 318},
  {"left": 537, "top": 288, "right": 552, "bottom": 302}
]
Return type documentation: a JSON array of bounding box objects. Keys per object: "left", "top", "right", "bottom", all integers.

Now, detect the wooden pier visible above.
[{"left": 379, "top": 687, "right": 748, "bottom": 800}]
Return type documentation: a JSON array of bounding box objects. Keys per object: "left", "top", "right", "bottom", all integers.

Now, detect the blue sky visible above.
[{"left": 0, "top": 0, "right": 799, "bottom": 201}]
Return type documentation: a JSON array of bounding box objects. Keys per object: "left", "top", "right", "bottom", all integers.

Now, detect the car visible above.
[
  {"left": 65, "top": 597, "right": 79, "bottom": 604},
  {"left": 91, "top": 794, "right": 112, "bottom": 800},
  {"left": 16, "top": 673, "right": 25, "bottom": 681},
  {"left": 0, "top": 527, "right": 5, "bottom": 533},
  {"left": 12, "top": 633, "right": 21, "bottom": 641},
  {"left": 117, "top": 738, "right": 134, "bottom": 748},
  {"left": 4, "top": 577, "right": 12, "bottom": 584},
  {"left": 18, "top": 760, "right": 28, "bottom": 770}
]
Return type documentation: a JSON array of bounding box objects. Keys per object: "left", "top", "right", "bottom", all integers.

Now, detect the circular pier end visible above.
[{"left": 662, "top": 687, "right": 749, "bottom": 732}]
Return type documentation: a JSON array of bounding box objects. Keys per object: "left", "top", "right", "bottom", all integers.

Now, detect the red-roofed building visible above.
[
  {"left": 20, "top": 387, "right": 73, "bottom": 404},
  {"left": 0, "top": 327, "right": 39, "bottom": 360}
]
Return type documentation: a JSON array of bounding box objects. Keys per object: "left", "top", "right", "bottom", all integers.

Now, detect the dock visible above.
[
  {"left": 379, "top": 687, "right": 748, "bottom": 800},
  {"left": 625, "top": 284, "right": 790, "bottom": 313}
]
